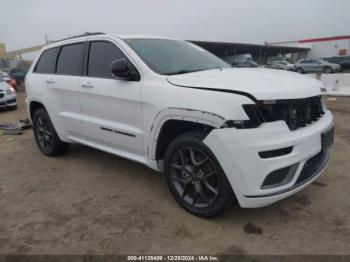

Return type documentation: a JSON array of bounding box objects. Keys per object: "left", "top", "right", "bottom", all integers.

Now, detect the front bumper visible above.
[
  {"left": 0, "top": 92, "right": 17, "bottom": 108},
  {"left": 203, "top": 110, "right": 333, "bottom": 208}
]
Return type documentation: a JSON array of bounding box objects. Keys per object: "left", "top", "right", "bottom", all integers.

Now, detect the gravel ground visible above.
[{"left": 0, "top": 92, "right": 349, "bottom": 255}]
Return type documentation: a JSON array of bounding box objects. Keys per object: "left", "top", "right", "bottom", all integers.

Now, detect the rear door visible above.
[
  {"left": 300, "top": 59, "right": 312, "bottom": 72},
  {"left": 30, "top": 47, "right": 59, "bottom": 109},
  {"left": 79, "top": 40, "right": 143, "bottom": 154},
  {"left": 309, "top": 59, "right": 322, "bottom": 72},
  {"left": 44, "top": 43, "right": 84, "bottom": 136}
]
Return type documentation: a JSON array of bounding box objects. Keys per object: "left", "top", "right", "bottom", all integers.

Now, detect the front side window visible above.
[
  {"left": 125, "top": 39, "right": 230, "bottom": 75},
  {"left": 34, "top": 47, "right": 60, "bottom": 74},
  {"left": 56, "top": 43, "right": 84, "bottom": 75},
  {"left": 88, "top": 41, "right": 125, "bottom": 78}
]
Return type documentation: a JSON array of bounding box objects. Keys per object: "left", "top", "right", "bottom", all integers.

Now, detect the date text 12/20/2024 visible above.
[{"left": 127, "top": 256, "right": 219, "bottom": 261}]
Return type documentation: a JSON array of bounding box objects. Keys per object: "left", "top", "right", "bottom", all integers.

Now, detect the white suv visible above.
[{"left": 26, "top": 33, "right": 334, "bottom": 217}]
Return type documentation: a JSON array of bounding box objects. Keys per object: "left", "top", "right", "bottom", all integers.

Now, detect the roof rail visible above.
[{"left": 52, "top": 32, "right": 105, "bottom": 43}]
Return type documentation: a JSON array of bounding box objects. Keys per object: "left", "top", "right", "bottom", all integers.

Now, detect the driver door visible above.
[{"left": 79, "top": 40, "right": 144, "bottom": 154}]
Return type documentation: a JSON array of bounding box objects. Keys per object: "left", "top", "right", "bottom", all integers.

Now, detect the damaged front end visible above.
[{"left": 222, "top": 96, "right": 325, "bottom": 131}]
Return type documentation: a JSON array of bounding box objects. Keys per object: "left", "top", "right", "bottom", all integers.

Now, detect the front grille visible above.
[
  {"left": 295, "top": 150, "right": 329, "bottom": 186},
  {"left": 243, "top": 96, "right": 324, "bottom": 130},
  {"left": 6, "top": 98, "right": 16, "bottom": 104},
  {"left": 0, "top": 93, "right": 4, "bottom": 99},
  {"left": 259, "top": 146, "right": 293, "bottom": 159}
]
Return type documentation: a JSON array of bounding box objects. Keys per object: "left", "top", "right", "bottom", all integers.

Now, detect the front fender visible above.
[{"left": 146, "top": 107, "right": 226, "bottom": 160}]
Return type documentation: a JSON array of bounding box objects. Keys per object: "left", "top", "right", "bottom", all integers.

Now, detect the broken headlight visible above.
[
  {"left": 221, "top": 104, "right": 264, "bottom": 129},
  {"left": 222, "top": 96, "right": 324, "bottom": 130}
]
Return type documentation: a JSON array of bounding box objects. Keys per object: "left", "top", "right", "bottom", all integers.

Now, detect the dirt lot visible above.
[{"left": 0, "top": 92, "right": 349, "bottom": 255}]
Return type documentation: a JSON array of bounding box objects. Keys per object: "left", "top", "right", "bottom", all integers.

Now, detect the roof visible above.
[
  {"left": 51, "top": 33, "right": 177, "bottom": 43},
  {"left": 115, "top": 34, "right": 177, "bottom": 40},
  {"left": 42, "top": 33, "right": 179, "bottom": 49}
]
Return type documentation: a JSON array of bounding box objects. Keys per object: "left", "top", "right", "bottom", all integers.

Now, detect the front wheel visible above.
[
  {"left": 164, "top": 131, "right": 234, "bottom": 218},
  {"left": 323, "top": 66, "right": 333, "bottom": 74},
  {"left": 295, "top": 67, "right": 304, "bottom": 74},
  {"left": 33, "top": 108, "right": 69, "bottom": 156}
]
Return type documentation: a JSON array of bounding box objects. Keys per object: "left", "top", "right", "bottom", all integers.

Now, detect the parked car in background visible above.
[
  {"left": 323, "top": 56, "right": 350, "bottom": 70},
  {"left": 222, "top": 53, "right": 258, "bottom": 68},
  {"left": 294, "top": 58, "right": 342, "bottom": 74},
  {"left": 234, "top": 60, "right": 258, "bottom": 68},
  {"left": 265, "top": 61, "right": 294, "bottom": 71},
  {"left": 0, "top": 71, "right": 17, "bottom": 89},
  {"left": 26, "top": 34, "right": 333, "bottom": 218},
  {"left": 340, "top": 60, "right": 350, "bottom": 70},
  {"left": 8, "top": 68, "right": 27, "bottom": 84},
  {"left": 0, "top": 75, "right": 17, "bottom": 109}
]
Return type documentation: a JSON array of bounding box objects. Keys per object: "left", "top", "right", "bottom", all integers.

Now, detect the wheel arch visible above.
[
  {"left": 147, "top": 107, "right": 226, "bottom": 161},
  {"left": 29, "top": 100, "right": 46, "bottom": 121}
]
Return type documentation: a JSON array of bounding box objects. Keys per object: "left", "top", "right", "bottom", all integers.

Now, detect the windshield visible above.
[{"left": 125, "top": 39, "right": 230, "bottom": 75}]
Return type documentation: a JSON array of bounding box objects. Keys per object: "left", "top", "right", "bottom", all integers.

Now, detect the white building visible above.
[{"left": 268, "top": 35, "right": 350, "bottom": 60}]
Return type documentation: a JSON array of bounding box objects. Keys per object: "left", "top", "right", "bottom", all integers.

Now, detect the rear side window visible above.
[
  {"left": 35, "top": 47, "right": 60, "bottom": 74},
  {"left": 56, "top": 43, "right": 84, "bottom": 75},
  {"left": 88, "top": 41, "right": 125, "bottom": 78}
]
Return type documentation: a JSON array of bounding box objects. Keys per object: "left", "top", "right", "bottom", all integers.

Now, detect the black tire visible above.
[
  {"left": 295, "top": 67, "right": 304, "bottom": 74},
  {"left": 323, "top": 66, "right": 333, "bottom": 74},
  {"left": 164, "top": 131, "right": 234, "bottom": 218},
  {"left": 32, "top": 108, "right": 69, "bottom": 156}
]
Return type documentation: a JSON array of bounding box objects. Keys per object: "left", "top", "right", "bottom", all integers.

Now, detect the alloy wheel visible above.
[
  {"left": 35, "top": 116, "right": 53, "bottom": 152},
  {"left": 169, "top": 146, "right": 219, "bottom": 208}
]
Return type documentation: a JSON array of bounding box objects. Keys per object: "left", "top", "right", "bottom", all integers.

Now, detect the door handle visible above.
[
  {"left": 81, "top": 83, "right": 94, "bottom": 88},
  {"left": 45, "top": 79, "right": 55, "bottom": 84}
]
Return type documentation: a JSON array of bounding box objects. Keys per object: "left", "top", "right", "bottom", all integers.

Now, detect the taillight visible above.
[{"left": 7, "top": 79, "right": 16, "bottom": 87}]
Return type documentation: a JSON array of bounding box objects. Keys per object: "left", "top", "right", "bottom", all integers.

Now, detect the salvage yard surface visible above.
[{"left": 0, "top": 92, "right": 349, "bottom": 255}]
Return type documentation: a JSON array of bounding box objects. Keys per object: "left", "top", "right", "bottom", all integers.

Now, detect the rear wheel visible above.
[
  {"left": 33, "top": 108, "right": 69, "bottom": 156},
  {"left": 164, "top": 131, "right": 234, "bottom": 218}
]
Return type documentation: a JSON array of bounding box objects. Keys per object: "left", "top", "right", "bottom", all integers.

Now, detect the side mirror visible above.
[{"left": 111, "top": 58, "right": 139, "bottom": 81}]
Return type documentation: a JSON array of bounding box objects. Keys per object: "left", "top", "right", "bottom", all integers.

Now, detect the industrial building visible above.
[{"left": 268, "top": 35, "right": 350, "bottom": 60}]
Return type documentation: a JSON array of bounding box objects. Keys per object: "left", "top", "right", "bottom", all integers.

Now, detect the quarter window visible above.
[
  {"left": 56, "top": 43, "right": 84, "bottom": 75},
  {"left": 88, "top": 41, "right": 125, "bottom": 78},
  {"left": 34, "top": 47, "right": 60, "bottom": 74}
]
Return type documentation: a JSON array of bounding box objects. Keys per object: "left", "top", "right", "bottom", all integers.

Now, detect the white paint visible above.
[
  {"left": 26, "top": 34, "right": 333, "bottom": 209},
  {"left": 204, "top": 111, "right": 333, "bottom": 208}
]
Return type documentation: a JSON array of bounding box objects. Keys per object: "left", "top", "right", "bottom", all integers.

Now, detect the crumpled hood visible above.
[{"left": 167, "top": 68, "right": 322, "bottom": 101}]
